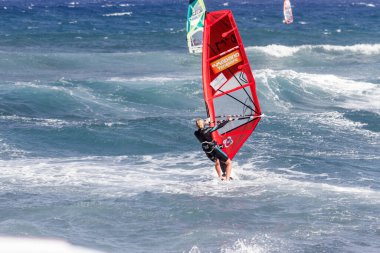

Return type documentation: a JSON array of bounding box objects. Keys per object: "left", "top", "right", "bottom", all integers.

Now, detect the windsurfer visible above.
[
  {"left": 194, "top": 117, "right": 233, "bottom": 180},
  {"left": 283, "top": 0, "right": 293, "bottom": 24}
]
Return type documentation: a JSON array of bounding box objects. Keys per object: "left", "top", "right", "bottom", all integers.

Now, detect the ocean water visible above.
[{"left": 0, "top": 0, "right": 379, "bottom": 252}]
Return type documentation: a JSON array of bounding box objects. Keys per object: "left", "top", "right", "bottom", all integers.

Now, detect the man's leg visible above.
[
  {"left": 223, "top": 159, "right": 232, "bottom": 180},
  {"left": 205, "top": 153, "right": 221, "bottom": 178},
  {"left": 220, "top": 162, "right": 227, "bottom": 176},
  {"left": 213, "top": 146, "right": 232, "bottom": 180},
  {"left": 215, "top": 159, "right": 223, "bottom": 178}
]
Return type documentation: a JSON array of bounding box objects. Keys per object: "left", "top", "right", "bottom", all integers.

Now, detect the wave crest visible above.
[
  {"left": 255, "top": 69, "right": 380, "bottom": 114},
  {"left": 247, "top": 44, "right": 380, "bottom": 57},
  {"left": 103, "top": 12, "right": 132, "bottom": 17}
]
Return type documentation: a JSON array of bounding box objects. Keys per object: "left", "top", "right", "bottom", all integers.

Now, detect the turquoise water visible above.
[{"left": 0, "top": 0, "right": 379, "bottom": 252}]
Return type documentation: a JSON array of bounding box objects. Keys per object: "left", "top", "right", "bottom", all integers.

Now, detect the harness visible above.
[
  {"left": 201, "top": 141, "right": 216, "bottom": 153},
  {"left": 201, "top": 141, "right": 224, "bottom": 153}
]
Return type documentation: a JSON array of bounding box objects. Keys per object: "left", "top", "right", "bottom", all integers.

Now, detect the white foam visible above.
[
  {"left": 0, "top": 237, "right": 104, "bottom": 253},
  {"left": 190, "top": 235, "right": 288, "bottom": 253},
  {"left": 1, "top": 154, "right": 378, "bottom": 203},
  {"left": 107, "top": 76, "right": 196, "bottom": 83},
  {"left": 248, "top": 44, "right": 302, "bottom": 58},
  {"left": 304, "top": 111, "right": 375, "bottom": 136},
  {"left": 103, "top": 12, "right": 132, "bottom": 17},
  {"left": 0, "top": 115, "right": 77, "bottom": 128},
  {"left": 221, "top": 236, "right": 286, "bottom": 253},
  {"left": 221, "top": 238, "right": 266, "bottom": 253},
  {"left": 236, "top": 162, "right": 380, "bottom": 202},
  {"left": 353, "top": 2, "right": 376, "bottom": 7},
  {"left": 101, "top": 4, "right": 114, "bottom": 8},
  {"left": 321, "top": 44, "right": 380, "bottom": 54},
  {"left": 188, "top": 246, "right": 201, "bottom": 253},
  {"left": 10, "top": 81, "right": 77, "bottom": 101},
  {"left": 0, "top": 138, "right": 28, "bottom": 158},
  {"left": 247, "top": 44, "right": 380, "bottom": 57},
  {"left": 0, "top": 113, "right": 135, "bottom": 129},
  {"left": 294, "top": 71, "right": 380, "bottom": 113},
  {"left": 255, "top": 69, "right": 380, "bottom": 114},
  {"left": 68, "top": 2, "right": 79, "bottom": 8}
]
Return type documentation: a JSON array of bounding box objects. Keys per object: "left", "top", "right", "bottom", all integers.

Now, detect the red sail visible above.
[{"left": 202, "top": 10, "right": 261, "bottom": 160}]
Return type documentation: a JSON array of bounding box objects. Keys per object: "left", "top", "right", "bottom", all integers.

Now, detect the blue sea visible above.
[{"left": 0, "top": 0, "right": 379, "bottom": 252}]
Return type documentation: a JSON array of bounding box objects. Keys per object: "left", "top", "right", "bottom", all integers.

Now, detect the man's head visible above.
[{"left": 195, "top": 118, "right": 204, "bottom": 129}]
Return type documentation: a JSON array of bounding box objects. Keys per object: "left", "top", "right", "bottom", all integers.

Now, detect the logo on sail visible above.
[
  {"left": 211, "top": 50, "right": 242, "bottom": 73},
  {"left": 223, "top": 136, "right": 234, "bottom": 148}
]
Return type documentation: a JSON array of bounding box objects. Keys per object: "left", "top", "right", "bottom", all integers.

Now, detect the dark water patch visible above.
[
  {"left": 344, "top": 110, "right": 380, "bottom": 133},
  {"left": 0, "top": 82, "right": 95, "bottom": 119},
  {"left": 1, "top": 116, "right": 197, "bottom": 157}
]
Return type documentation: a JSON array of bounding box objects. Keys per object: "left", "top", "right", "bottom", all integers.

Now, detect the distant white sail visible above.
[{"left": 283, "top": 0, "right": 294, "bottom": 24}]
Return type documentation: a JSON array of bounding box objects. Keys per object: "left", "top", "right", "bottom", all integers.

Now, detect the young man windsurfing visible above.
[
  {"left": 194, "top": 117, "right": 233, "bottom": 180},
  {"left": 194, "top": 10, "right": 262, "bottom": 181}
]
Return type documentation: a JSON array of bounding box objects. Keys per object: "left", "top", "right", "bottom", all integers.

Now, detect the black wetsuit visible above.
[{"left": 194, "top": 120, "right": 229, "bottom": 163}]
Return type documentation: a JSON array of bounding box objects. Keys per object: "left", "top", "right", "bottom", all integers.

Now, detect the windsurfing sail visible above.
[
  {"left": 202, "top": 10, "right": 262, "bottom": 160},
  {"left": 186, "top": 0, "right": 206, "bottom": 54},
  {"left": 283, "top": 0, "right": 294, "bottom": 24}
]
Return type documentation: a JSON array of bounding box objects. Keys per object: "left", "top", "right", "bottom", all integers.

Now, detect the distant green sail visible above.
[{"left": 186, "top": 0, "right": 206, "bottom": 54}]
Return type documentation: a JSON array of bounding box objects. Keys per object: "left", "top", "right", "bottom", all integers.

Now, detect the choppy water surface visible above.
[{"left": 0, "top": 0, "right": 379, "bottom": 252}]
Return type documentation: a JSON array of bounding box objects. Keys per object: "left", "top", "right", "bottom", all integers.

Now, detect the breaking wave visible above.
[
  {"left": 102, "top": 12, "right": 132, "bottom": 17},
  {"left": 247, "top": 44, "right": 380, "bottom": 57},
  {"left": 255, "top": 69, "right": 380, "bottom": 114}
]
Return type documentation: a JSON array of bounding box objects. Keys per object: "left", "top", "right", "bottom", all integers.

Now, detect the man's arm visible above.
[{"left": 209, "top": 116, "right": 233, "bottom": 133}]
